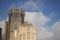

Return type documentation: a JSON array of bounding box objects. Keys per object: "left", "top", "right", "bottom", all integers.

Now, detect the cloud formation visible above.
[
  {"left": 25, "top": 12, "right": 53, "bottom": 40},
  {"left": 44, "top": 20, "right": 60, "bottom": 40},
  {"left": 25, "top": 12, "right": 50, "bottom": 27},
  {"left": 51, "top": 20, "right": 60, "bottom": 40},
  {"left": 0, "top": 20, "right": 5, "bottom": 34}
]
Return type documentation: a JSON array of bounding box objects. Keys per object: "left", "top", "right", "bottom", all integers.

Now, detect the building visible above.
[
  {"left": 18, "top": 22, "right": 36, "bottom": 40},
  {"left": 4, "top": 8, "right": 36, "bottom": 40},
  {"left": 0, "top": 27, "right": 2, "bottom": 40}
]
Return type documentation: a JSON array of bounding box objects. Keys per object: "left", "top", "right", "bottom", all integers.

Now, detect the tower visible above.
[
  {"left": 9, "top": 8, "right": 25, "bottom": 31},
  {"left": 9, "top": 8, "right": 25, "bottom": 40},
  {"left": 5, "top": 8, "right": 36, "bottom": 40},
  {"left": 5, "top": 8, "right": 25, "bottom": 40}
]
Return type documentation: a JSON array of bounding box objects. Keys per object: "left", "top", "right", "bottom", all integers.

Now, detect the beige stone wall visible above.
[
  {"left": 5, "top": 8, "right": 36, "bottom": 40},
  {"left": 17, "top": 23, "right": 36, "bottom": 40},
  {"left": 9, "top": 23, "right": 36, "bottom": 40}
]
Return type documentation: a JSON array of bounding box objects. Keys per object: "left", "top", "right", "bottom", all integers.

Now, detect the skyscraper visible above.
[
  {"left": 0, "top": 27, "right": 2, "bottom": 40},
  {"left": 4, "top": 8, "right": 36, "bottom": 40}
]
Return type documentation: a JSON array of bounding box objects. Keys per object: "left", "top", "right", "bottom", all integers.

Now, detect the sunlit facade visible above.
[{"left": 4, "top": 8, "right": 36, "bottom": 40}]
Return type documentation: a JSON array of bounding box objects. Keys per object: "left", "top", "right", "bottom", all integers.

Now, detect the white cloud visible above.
[
  {"left": 39, "top": 27, "right": 54, "bottom": 40},
  {"left": 25, "top": 12, "right": 50, "bottom": 27},
  {"left": 0, "top": 20, "right": 5, "bottom": 34},
  {"left": 50, "top": 20, "right": 60, "bottom": 40},
  {"left": 25, "top": 12, "right": 53, "bottom": 40},
  {"left": 52, "top": 20, "right": 60, "bottom": 33},
  {"left": 44, "top": 20, "right": 60, "bottom": 40}
]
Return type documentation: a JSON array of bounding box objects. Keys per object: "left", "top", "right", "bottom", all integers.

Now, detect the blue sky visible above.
[{"left": 0, "top": 0, "right": 60, "bottom": 29}]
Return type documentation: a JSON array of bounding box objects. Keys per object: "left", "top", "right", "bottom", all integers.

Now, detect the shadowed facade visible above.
[{"left": 0, "top": 28, "right": 2, "bottom": 40}]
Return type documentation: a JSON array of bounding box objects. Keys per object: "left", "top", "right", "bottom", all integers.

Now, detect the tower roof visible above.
[{"left": 9, "top": 8, "right": 25, "bottom": 15}]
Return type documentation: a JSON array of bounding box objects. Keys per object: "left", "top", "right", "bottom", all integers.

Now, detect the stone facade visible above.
[{"left": 4, "top": 8, "right": 36, "bottom": 40}]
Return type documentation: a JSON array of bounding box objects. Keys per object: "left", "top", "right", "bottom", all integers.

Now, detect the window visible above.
[
  {"left": 11, "top": 20, "right": 13, "bottom": 32},
  {"left": 14, "top": 12, "right": 19, "bottom": 19},
  {"left": 14, "top": 24, "right": 17, "bottom": 30},
  {"left": 27, "top": 32, "right": 30, "bottom": 40},
  {"left": 23, "top": 33, "right": 26, "bottom": 40}
]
